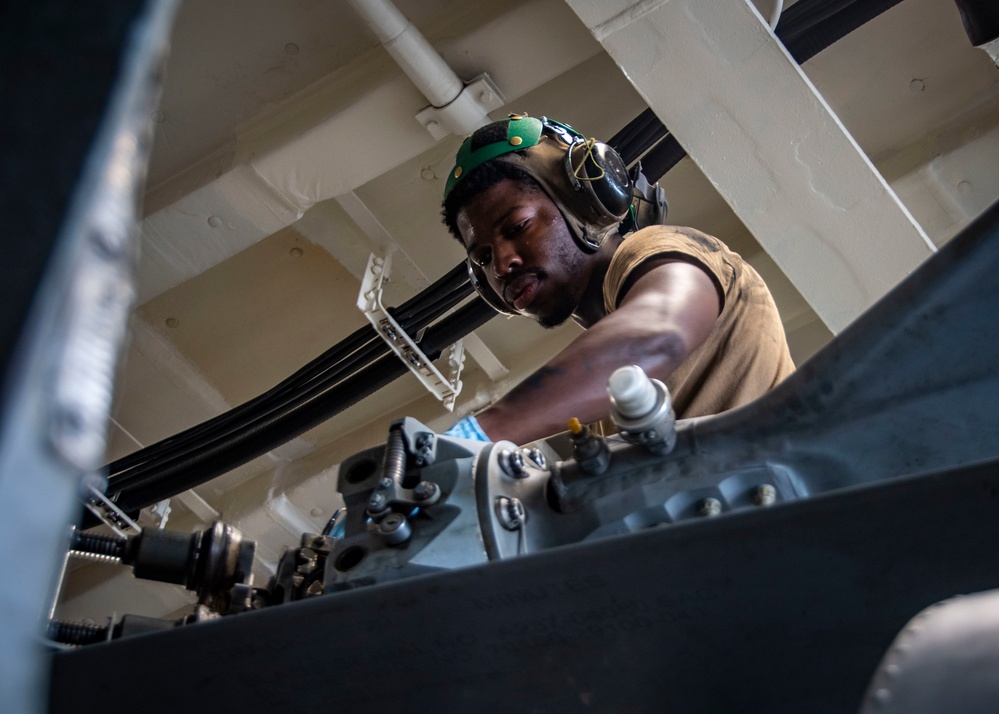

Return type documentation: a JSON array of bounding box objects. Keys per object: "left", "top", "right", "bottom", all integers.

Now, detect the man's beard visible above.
[{"left": 534, "top": 241, "right": 589, "bottom": 329}]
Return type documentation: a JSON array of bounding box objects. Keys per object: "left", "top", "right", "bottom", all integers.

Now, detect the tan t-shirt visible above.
[{"left": 602, "top": 225, "right": 795, "bottom": 419}]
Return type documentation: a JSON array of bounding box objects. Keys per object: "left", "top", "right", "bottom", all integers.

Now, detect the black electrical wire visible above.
[
  {"left": 608, "top": 108, "right": 666, "bottom": 166},
  {"left": 108, "top": 293, "right": 475, "bottom": 495},
  {"left": 110, "top": 337, "right": 390, "bottom": 493},
  {"left": 777, "top": 0, "right": 910, "bottom": 64},
  {"left": 113, "top": 299, "right": 495, "bottom": 512},
  {"left": 106, "top": 262, "right": 472, "bottom": 478},
  {"left": 108, "top": 267, "right": 477, "bottom": 499},
  {"left": 106, "top": 0, "right": 916, "bottom": 510}
]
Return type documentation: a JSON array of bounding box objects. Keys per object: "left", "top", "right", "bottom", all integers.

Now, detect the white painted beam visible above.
[{"left": 564, "top": 0, "right": 936, "bottom": 333}]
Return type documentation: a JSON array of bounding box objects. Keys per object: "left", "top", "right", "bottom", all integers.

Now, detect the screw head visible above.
[
  {"left": 413, "top": 481, "right": 436, "bottom": 500},
  {"left": 369, "top": 492, "right": 386, "bottom": 510},
  {"left": 526, "top": 448, "right": 547, "bottom": 469}
]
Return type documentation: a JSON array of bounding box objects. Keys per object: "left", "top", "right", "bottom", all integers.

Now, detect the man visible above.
[{"left": 442, "top": 114, "right": 794, "bottom": 444}]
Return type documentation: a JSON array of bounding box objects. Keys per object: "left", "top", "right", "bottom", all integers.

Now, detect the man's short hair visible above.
[{"left": 440, "top": 159, "right": 538, "bottom": 242}]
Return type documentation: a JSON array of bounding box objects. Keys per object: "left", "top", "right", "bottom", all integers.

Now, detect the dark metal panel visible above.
[{"left": 50, "top": 458, "right": 999, "bottom": 714}]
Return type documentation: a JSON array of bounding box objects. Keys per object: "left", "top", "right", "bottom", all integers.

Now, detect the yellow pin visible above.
[
  {"left": 454, "top": 166, "right": 463, "bottom": 179},
  {"left": 509, "top": 136, "right": 523, "bottom": 146}
]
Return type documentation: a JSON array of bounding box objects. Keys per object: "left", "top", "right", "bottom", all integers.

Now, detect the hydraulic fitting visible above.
[
  {"left": 607, "top": 365, "right": 676, "bottom": 454},
  {"left": 567, "top": 417, "right": 610, "bottom": 475}
]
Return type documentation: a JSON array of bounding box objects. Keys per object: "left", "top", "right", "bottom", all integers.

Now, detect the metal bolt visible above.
[
  {"left": 378, "top": 477, "right": 393, "bottom": 490},
  {"left": 368, "top": 492, "right": 387, "bottom": 510},
  {"left": 496, "top": 496, "right": 527, "bottom": 531},
  {"left": 698, "top": 498, "right": 722, "bottom": 517},
  {"left": 415, "top": 445, "right": 434, "bottom": 466},
  {"left": 413, "top": 481, "right": 437, "bottom": 501},
  {"left": 499, "top": 449, "right": 529, "bottom": 478},
  {"left": 753, "top": 484, "right": 777, "bottom": 507},
  {"left": 526, "top": 448, "right": 547, "bottom": 470}
]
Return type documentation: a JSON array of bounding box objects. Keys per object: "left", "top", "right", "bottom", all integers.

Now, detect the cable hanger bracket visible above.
[{"left": 357, "top": 252, "right": 464, "bottom": 411}]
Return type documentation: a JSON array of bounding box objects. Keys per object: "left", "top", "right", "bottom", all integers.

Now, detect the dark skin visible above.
[{"left": 457, "top": 178, "right": 721, "bottom": 444}]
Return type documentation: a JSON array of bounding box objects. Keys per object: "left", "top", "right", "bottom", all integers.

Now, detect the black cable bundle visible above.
[
  {"left": 107, "top": 263, "right": 481, "bottom": 510},
  {"left": 105, "top": 0, "right": 914, "bottom": 510}
]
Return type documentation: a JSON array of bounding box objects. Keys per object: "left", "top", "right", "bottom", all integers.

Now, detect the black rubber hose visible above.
[
  {"left": 777, "top": 0, "right": 909, "bottom": 64},
  {"left": 106, "top": 264, "right": 473, "bottom": 478},
  {"left": 110, "top": 313, "right": 461, "bottom": 493},
  {"left": 954, "top": 0, "right": 999, "bottom": 46},
  {"left": 107, "top": 326, "right": 383, "bottom": 474},
  {"left": 108, "top": 337, "right": 391, "bottom": 492},
  {"left": 111, "top": 299, "right": 495, "bottom": 511}
]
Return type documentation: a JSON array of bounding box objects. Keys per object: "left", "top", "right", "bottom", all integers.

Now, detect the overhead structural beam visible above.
[
  {"left": 563, "top": 0, "right": 936, "bottom": 333},
  {"left": 138, "top": 1, "right": 602, "bottom": 304}
]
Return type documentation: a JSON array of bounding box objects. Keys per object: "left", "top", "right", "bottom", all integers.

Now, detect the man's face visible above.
[{"left": 456, "top": 179, "right": 589, "bottom": 328}]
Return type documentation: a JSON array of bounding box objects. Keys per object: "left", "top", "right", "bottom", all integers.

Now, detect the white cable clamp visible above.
[{"left": 357, "top": 252, "right": 464, "bottom": 411}]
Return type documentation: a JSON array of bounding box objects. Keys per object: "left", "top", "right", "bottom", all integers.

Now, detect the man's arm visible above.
[{"left": 474, "top": 259, "right": 721, "bottom": 444}]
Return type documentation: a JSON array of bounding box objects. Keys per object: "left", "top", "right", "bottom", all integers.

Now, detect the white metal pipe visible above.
[{"left": 346, "top": 0, "right": 463, "bottom": 108}]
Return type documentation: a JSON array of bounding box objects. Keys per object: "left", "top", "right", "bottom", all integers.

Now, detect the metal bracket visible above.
[
  {"left": 84, "top": 483, "right": 141, "bottom": 538},
  {"left": 415, "top": 74, "right": 506, "bottom": 140},
  {"left": 356, "top": 252, "right": 464, "bottom": 411}
]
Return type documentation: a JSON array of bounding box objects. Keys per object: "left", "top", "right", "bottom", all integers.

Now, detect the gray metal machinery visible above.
[{"left": 48, "top": 197, "right": 999, "bottom": 713}]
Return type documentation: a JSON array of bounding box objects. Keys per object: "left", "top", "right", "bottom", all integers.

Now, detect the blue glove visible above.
[{"left": 443, "top": 414, "right": 490, "bottom": 442}]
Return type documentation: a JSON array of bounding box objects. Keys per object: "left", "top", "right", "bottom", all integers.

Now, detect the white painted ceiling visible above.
[{"left": 58, "top": 0, "right": 999, "bottom": 620}]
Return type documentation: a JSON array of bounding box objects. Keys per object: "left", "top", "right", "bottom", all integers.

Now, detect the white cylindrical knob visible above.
[{"left": 608, "top": 365, "right": 658, "bottom": 419}]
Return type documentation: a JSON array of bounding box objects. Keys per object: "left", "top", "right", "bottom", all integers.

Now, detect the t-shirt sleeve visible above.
[{"left": 603, "top": 226, "right": 735, "bottom": 314}]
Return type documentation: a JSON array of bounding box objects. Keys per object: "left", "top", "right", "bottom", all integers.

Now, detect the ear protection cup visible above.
[{"left": 563, "top": 138, "right": 634, "bottom": 249}]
